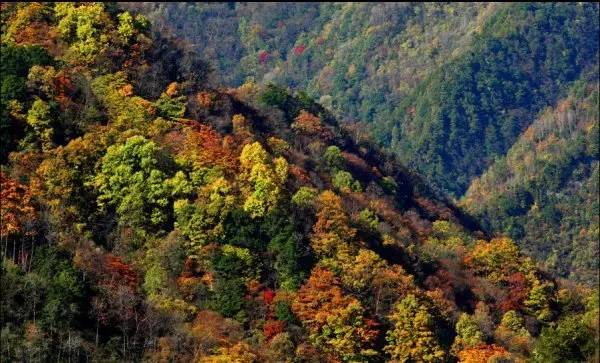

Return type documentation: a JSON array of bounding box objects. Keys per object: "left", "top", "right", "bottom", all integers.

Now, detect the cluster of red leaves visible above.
[
  {"left": 54, "top": 73, "right": 74, "bottom": 110},
  {"left": 122, "top": 41, "right": 153, "bottom": 71},
  {"left": 73, "top": 248, "right": 142, "bottom": 326},
  {"left": 263, "top": 320, "right": 286, "bottom": 341},
  {"left": 293, "top": 44, "right": 306, "bottom": 56},
  {"left": 260, "top": 289, "right": 290, "bottom": 341},
  {"left": 95, "top": 256, "right": 139, "bottom": 325},
  {"left": 356, "top": 318, "right": 380, "bottom": 344},
  {"left": 196, "top": 91, "right": 214, "bottom": 109},
  {"left": 263, "top": 289, "right": 276, "bottom": 305},
  {"left": 369, "top": 197, "right": 404, "bottom": 229},
  {"left": 0, "top": 172, "right": 36, "bottom": 238},
  {"left": 9, "top": 3, "right": 61, "bottom": 53},
  {"left": 342, "top": 151, "right": 371, "bottom": 178},
  {"left": 191, "top": 310, "right": 245, "bottom": 351},
  {"left": 289, "top": 164, "right": 311, "bottom": 185},
  {"left": 403, "top": 210, "right": 431, "bottom": 239},
  {"left": 258, "top": 50, "right": 269, "bottom": 64},
  {"left": 498, "top": 272, "right": 529, "bottom": 313},
  {"left": 177, "top": 258, "right": 211, "bottom": 297},
  {"left": 293, "top": 268, "right": 355, "bottom": 330},
  {"left": 425, "top": 269, "right": 458, "bottom": 301},
  {"left": 103, "top": 255, "right": 139, "bottom": 289},
  {"left": 166, "top": 124, "right": 238, "bottom": 172}
]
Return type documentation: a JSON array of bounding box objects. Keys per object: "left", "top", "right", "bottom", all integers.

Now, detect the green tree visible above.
[
  {"left": 174, "top": 176, "right": 236, "bottom": 254},
  {"left": 260, "top": 83, "right": 289, "bottom": 109},
  {"left": 451, "top": 313, "right": 483, "bottom": 355},
  {"left": 524, "top": 281, "right": 554, "bottom": 322},
  {"left": 116, "top": 11, "right": 149, "bottom": 45},
  {"left": 532, "top": 315, "right": 596, "bottom": 363},
  {"left": 210, "top": 278, "right": 246, "bottom": 319},
  {"left": 94, "top": 135, "right": 175, "bottom": 230},
  {"left": 499, "top": 310, "right": 528, "bottom": 335},
  {"left": 24, "top": 98, "right": 54, "bottom": 151},
  {"left": 311, "top": 300, "right": 378, "bottom": 361},
  {"left": 358, "top": 209, "right": 379, "bottom": 231},
  {"left": 212, "top": 244, "right": 257, "bottom": 281},
  {"left": 324, "top": 145, "right": 345, "bottom": 171},
  {"left": 332, "top": 170, "right": 361, "bottom": 193},
  {"left": 267, "top": 224, "right": 303, "bottom": 290},
  {"left": 0, "top": 43, "right": 52, "bottom": 161},
  {"left": 154, "top": 84, "right": 186, "bottom": 118},
  {"left": 55, "top": 3, "right": 111, "bottom": 64},
  {"left": 291, "top": 186, "right": 318, "bottom": 209},
  {"left": 90, "top": 72, "right": 151, "bottom": 129}
]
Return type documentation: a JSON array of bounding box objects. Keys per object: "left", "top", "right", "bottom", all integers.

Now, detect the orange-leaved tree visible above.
[
  {"left": 293, "top": 267, "right": 379, "bottom": 361},
  {"left": 310, "top": 190, "right": 356, "bottom": 258}
]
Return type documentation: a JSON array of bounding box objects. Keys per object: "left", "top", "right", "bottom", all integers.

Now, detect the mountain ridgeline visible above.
[
  {"left": 0, "top": 3, "right": 598, "bottom": 363},
  {"left": 127, "top": 2, "right": 598, "bottom": 194}
]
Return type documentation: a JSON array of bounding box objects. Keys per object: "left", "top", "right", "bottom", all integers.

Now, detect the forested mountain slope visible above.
[
  {"left": 386, "top": 2, "right": 598, "bottom": 196},
  {"left": 124, "top": 2, "right": 493, "bottom": 96},
  {"left": 1, "top": 3, "right": 597, "bottom": 362},
  {"left": 127, "top": 2, "right": 598, "bottom": 196},
  {"left": 462, "top": 77, "right": 599, "bottom": 286},
  {"left": 129, "top": 1, "right": 600, "bottom": 286}
]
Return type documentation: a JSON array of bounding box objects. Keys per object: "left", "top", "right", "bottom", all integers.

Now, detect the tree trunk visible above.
[{"left": 29, "top": 238, "right": 34, "bottom": 273}]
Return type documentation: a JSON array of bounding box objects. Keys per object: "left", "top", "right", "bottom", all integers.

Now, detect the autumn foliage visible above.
[
  {"left": 457, "top": 344, "right": 511, "bottom": 363},
  {"left": 291, "top": 110, "right": 333, "bottom": 141},
  {"left": 176, "top": 125, "right": 238, "bottom": 171},
  {"left": 0, "top": 3, "right": 596, "bottom": 362},
  {"left": 0, "top": 172, "right": 36, "bottom": 238},
  {"left": 310, "top": 190, "right": 356, "bottom": 257}
]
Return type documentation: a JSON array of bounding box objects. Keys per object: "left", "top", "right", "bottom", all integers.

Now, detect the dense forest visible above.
[
  {"left": 126, "top": 3, "right": 598, "bottom": 193},
  {"left": 462, "top": 76, "right": 599, "bottom": 286},
  {"left": 0, "top": 2, "right": 598, "bottom": 363},
  {"left": 128, "top": 2, "right": 600, "bottom": 284}
]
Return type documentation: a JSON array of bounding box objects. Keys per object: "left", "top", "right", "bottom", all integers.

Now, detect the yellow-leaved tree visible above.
[
  {"left": 385, "top": 294, "right": 446, "bottom": 362},
  {"left": 238, "top": 141, "right": 288, "bottom": 218}
]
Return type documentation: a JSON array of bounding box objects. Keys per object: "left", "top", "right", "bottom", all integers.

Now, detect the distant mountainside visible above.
[
  {"left": 384, "top": 3, "right": 598, "bottom": 196},
  {"left": 462, "top": 77, "right": 599, "bottom": 285},
  {"left": 1, "top": 3, "right": 597, "bottom": 362},
  {"left": 124, "top": 3, "right": 494, "bottom": 123}
]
